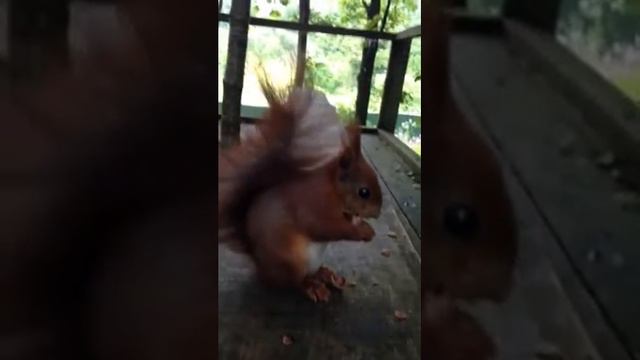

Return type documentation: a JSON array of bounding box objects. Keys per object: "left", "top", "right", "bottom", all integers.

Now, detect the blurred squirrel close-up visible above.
[
  {"left": 1, "top": 0, "right": 216, "bottom": 359},
  {"left": 423, "top": 0, "right": 518, "bottom": 359}
]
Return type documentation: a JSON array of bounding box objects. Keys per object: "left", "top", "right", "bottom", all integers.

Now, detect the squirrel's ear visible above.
[{"left": 345, "top": 124, "right": 362, "bottom": 155}]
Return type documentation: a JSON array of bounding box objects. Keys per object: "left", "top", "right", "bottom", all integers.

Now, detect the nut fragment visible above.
[
  {"left": 394, "top": 310, "right": 408, "bottom": 321},
  {"left": 281, "top": 335, "right": 293, "bottom": 346}
]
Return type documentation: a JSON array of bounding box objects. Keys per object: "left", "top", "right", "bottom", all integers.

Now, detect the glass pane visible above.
[
  {"left": 306, "top": 32, "right": 362, "bottom": 122},
  {"left": 310, "top": 0, "right": 419, "bottom": 33},
  {"left": 466, "top": 0, "right": 504, "bottom": 16},
  {"left": 394, "top": 37, "right": 421, "bottom": 156},
  {"left": 241, "top": 25, "right": 298, "bottom": 117},
  {"left": 367, "top": 39, "right": 391, "bottom": 127},
  {"left": 219, "top": 0, "right": 231, "bottom": 14},
  {"left": 557, "top": 0, "right": 640, "bottom": 103}
]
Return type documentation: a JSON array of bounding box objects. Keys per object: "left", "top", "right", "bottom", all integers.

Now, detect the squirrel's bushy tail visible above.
[{"left": 218, "top": 72, "right": 346, "bottom": 252}]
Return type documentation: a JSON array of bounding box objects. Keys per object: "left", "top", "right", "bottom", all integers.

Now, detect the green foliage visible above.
[
  {"left": 326, "top": 0, "right": 418, "bottom": 32},
  {"left": 219, "top": 0, "right": 422, "bottom": 155},
  {"left": 251, "top": 0, "right": 298, "bottom": 20},
  {"left": 556, "top": 0, "right": 640, "bottom": 103},
  {"left": 336, "top": 103, "right": 356, "bottom": 123},
  {"left": 614, "top": 69, "right": 640, "bottom": 102}
]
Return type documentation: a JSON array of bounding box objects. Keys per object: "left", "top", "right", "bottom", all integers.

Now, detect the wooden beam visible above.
[
  {"left": 502, "top": 0, "right": 561, "bottom": 34},
  {"left": 504, "top": 20, "right": 640, "bottom": 190},
  {"left": 378, "top": 38, "right": 411, "bottom": 132},
  {"left": 9, "top": 0, "right": 70, "bottom": 84},
  {"left": 217, "top": 114, "right": 380, "bottom": 134},
  {"left": 448, "top": 11, "right": 504, "bottom": 35},
  {"left": 294, "top": 0, "right": 310, "bottom": 87},
  {"left": 378, "top": 129, "right": 421, "bottom": 181},
  {"left": 395, "top": 25, "right": 421, "bottom": 40},
  {"left": 220, "top": 0, "right": 250, "bottom": 147},
  {"left": 218, "top": 13, "right": 395, "bottom": 40}
]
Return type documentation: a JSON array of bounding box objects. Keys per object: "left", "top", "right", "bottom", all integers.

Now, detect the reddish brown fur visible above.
[
  {"left": 1, "top": 1, "right": 216, "bottom": 359},
  {"left": 423, "top": 295, "right": 497, "bottom": 360},
  {"left": 424, "top": 0, "right": 517, "bottom": 305},
  {"left": 219, "top": 91, "right": 382, "bottom": 301},
  {"left": 423, "top": 0, "right": 518, "bottom": 358}
]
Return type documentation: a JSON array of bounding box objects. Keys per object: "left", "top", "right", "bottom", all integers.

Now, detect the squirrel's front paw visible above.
[
  {"left": 357, "top": 222, "right": 375, "bottom": 242},
  {"left": 302, "top": 276, "right": 331, "bottom": 303},
  {"left": 315, "top": 266, "right": 347, "bottom": 290}
]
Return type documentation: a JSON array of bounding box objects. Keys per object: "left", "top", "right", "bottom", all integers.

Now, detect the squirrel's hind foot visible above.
[{"left": 314, "top": 266, "right": 347, "bottom": 290}]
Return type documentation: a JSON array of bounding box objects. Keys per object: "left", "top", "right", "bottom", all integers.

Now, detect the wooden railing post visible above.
[
  {"left": 294, "top": 0, "right": 309, "bottom": 87},
  {"left": 377, "top": 38, "right": 411, "bottom": 133},
  {"left": 221, "top": 0, "right": 250, "bottom": 148},
  {"left": 9, "top": 0, "right": 69, "bottom": 84},
  {"left": 502, "top": 0, "right": 561, "bottom": 34}
]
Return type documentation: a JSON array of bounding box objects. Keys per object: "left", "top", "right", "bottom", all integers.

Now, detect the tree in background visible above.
[
  {"left": 353, "top": 0, "right": 391, "bottom": 125},
  {"left": 218, "top": 0, "right": 422, "bottom": 152}
]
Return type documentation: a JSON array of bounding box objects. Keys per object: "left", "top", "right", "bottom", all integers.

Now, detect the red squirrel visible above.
[
  {"left": 423, "top": 293, "right": 497, "bottom": 360},
  {"left": 219, "top": 80, "right": 382, "bottom": 302},
  {"left": 424, "top": 0, "right": 517, "bottom": 303},
  {"left": 423, "top": 0, "right": 518, "bottom": 358}
]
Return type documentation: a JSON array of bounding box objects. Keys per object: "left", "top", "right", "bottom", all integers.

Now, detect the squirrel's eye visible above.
[
  {"left": 358, "top": 187, "right": 370, "bottom": 199},
  {"left": 443, "top": 203, "right": 478, "bottom": 238}
]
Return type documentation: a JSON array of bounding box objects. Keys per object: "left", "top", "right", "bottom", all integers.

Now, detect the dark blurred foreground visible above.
[{"left": 0, "top": 1, "right": 216, "bottom": 359}]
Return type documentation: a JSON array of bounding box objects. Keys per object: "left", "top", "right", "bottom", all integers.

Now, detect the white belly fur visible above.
[{"left": 306, "top": 242, "right": 328, "bottom": 273}]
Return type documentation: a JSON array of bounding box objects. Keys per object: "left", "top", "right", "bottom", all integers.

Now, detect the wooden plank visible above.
[
  {"left": 502, "top": 0, "right": 561, "bottom": 34},
  {"left": 504, "top": 21, "right": 640, "bottom": 191},
  {"left": 8, "top": 0, "right": 70, "bottom": 84},
  {"left": 218, "top": 131, "right": 420, "bottom": 359},
  {"left": 377, "top": 39, "right": 411, "bottom": 132},
  {"left": 450, "top": 33, "right": 637, "bottom": 359},
  {"left": 218, "top": 13, "right": 395, "bottom": 40},
  {"left": 377, "top": 130, "right": 420, "bottom": 182},
  {"left": 294, "top": 0, "right": 309, "bottom": 87},
  {"left": 449, "top": 13, "right": 504, "bottom": 35},
  {"left": 220, "top": 0, "right": 250, "bottom": 147},
  {"left": 361, "top": 134, "right": 421, "bottom": 246},
  {"left": 450, "top": 76, "right": 604, "bottom": 360},
  {"left": 216, "top": 114, "right": 381, "bottom": 137},
  {"left": 395, "top": 25, "right": 420, "bottom": 40}
]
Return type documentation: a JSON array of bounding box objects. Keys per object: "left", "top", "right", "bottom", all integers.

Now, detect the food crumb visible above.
[
  {"left": 281, "top": 335, "right": 294, "bottom": 346},
  {"left": 387, "top": 231, "right": 397, "bottom": 239},
  {"left": 394, "top": 310, "right": 408, "bottom": 321},
  {"left": 381, "top": 249, "right": 391, "bottom": 257}
]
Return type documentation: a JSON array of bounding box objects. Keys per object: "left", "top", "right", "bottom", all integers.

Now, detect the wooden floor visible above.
[
  {"left": 218, "top": 132, "right": 422, "bottom": 360},
  {"left": 217, "top": 29, "right": 640, "bottom": 360},
  {"left": 449, "top": 31, "right": 640, "bottom": 359}
]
